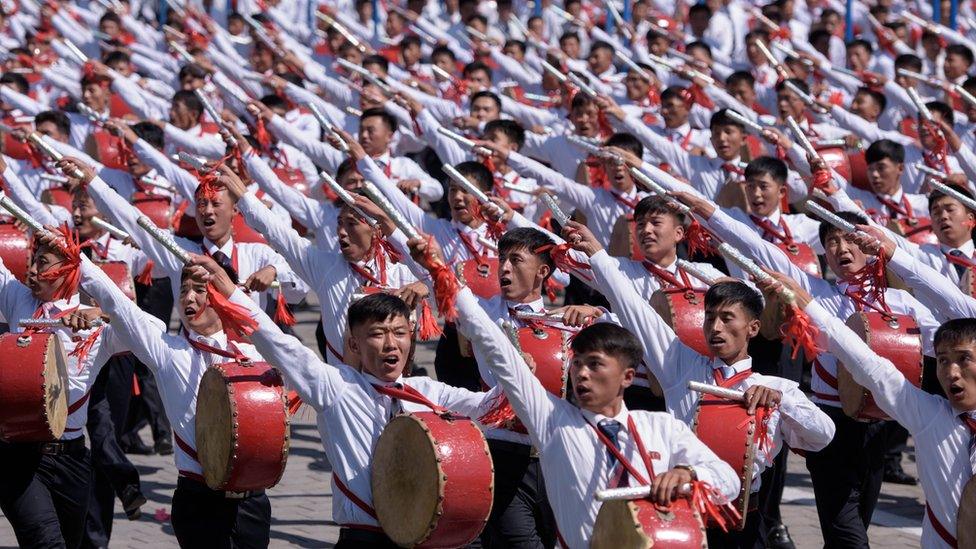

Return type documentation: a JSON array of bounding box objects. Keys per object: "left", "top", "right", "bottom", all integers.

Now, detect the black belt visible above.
[
  {"left": 176, "top": 475, "right": 265, "bottom": 500},
  {"left": 487, "top": 437, "right": 539, "bottom": 458},
  {"left": 37, "top": 437, "right": 86, "bottom": 456}
]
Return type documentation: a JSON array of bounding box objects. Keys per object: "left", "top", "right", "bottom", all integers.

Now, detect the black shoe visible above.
[
  {"left": 120, "top": 486, "right": 147, "bottom": 521},
  {"left": 154, "top": 439, "right": 174, "bottom": 456},
  {"left": 884, "top": 468, "right": 918, "bottom": 485},
  {"left": 122, "top": 439, "right": 155, "bottom": 455},
  {"left": 766, "top": 524, "right": 795, "bottom": 549}
]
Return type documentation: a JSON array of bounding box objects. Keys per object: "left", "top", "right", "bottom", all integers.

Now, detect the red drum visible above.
[
  {"left": 4, "top": 134, "right": 33, "bottom": 162},
  {"left": 132, "top": 192, "right": 173, "bottom": 231},
  {"left": 847, "top": 151, "right": 869, "bottom": 190},
  {"left": 87, "top": 130, "right": 127, "bottom": 170},
  {"left": 692, "top": 397, "right": 758, "bottom": 529},
  {"left": 591, "top": 497, "right": 706, "bottom": 548},
  {"left": 195, "top": 361, "right": 290, "bottom": 491},
  {"left": 816, "top": 146, "right": 870, "bottom": 190},
  {"left": 650, "top": 289, "right": 710, "bottom": 357},
  {"left": 231, "top": 214, "right": 268, "bottom": 244},
  {"left": 95, "top": 261, "right": 135, "bottom": 301},
  {"left": 272, "top": 166, "right": 310, "bottom": 196},
  {"left": 495, "top": 326, "right": 570, "bottom": 433},
  {"left": 0, "top": 223, "right": 30, "bottom": 282},
  {"left": 455, "top": 258, "right": 500, "bottom": 299},
  {"left": 777, "top": 242, "right": 821, "bottom": 278},
  {"left": 0, "top": 332, "right": 69, "bottom": 442},
  {"left": 108, "top": 93, "right": 135, "bottom": 119},
  {"left": 41, "top": 187, "right": 72, "bottom": 210},
  {"left": 887, "top": 217, "right": 938, "bottom": 245},
  {"left": 838, "top": 312, "right": 923, "bottom": 421},
  {"left": 959, "top": 477, "right": 976, "bottom": 549},
  {"left": 372, "top": 411, "right": 494, "bottom": 547}
]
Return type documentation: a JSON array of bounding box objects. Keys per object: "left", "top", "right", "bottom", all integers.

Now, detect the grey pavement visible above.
[{"left": 1, "top": 300, "right": 926, "bottom": 548}]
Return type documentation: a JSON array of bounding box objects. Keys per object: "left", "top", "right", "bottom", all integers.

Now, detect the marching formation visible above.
[{"left": 1, "top": 0, "right": 975, "bottom": 548}]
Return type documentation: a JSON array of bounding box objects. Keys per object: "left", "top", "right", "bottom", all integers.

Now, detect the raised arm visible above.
[
  {"left": 242, "top": 149, "right": 335, "bottom": 232},
  {"left": 507, "top": 150, "right": 596, "bottom": 210}
]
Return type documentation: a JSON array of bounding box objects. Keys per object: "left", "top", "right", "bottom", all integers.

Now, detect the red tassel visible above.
[
  {"left": 544, "top": 278, "right": 560, "bottom": 302},
  {"left": 690, "top": 480, "right": 741, "bottom": 533},
  {"left": 586, "top": 155, "right": 610, "bottom": 189},
  {"left": 847, "top": 254, "right": 889, "bottom": 310},
  {"left": 418, "top": 299, "right": 443, "bottom": 340},
  {"left": 426, "top": 237, "right": 459, "bottom": 322},
  {"left": 68, "top": 326, "right": 104, "bottom": 373},
  {"left": 254, "top": 118, "right": 273, "bottom": 153},
  {"left": 467, "top": 195, "right": 506, "bottom": 240},
  {"left": 596, "top": 109, "right": 614, "bottom": 139},
  {"left": 274, "top": 291, "right": 296, "bottom": 326},
  {"left": 477, "top": 393, "right": 518, "bottom": 428},
  {"left": 684, "top": 218, "right": 714, "bottom": 257},
  {"left": 36, "top": 224, "right": 83, "bottom": 301},
  {"left": 810, "top": 167, "right": 833, "bottom": 192},
  {"left": 205, "top": 282, "right": 258, "bottom": 338},
  {"left": 753, "top": 404, "right": 778, "bottom": 461},
  {"left": 136, "top": 260, "right": 154, "bottom": 286},
  {"left": 780, "top": 303, "right": 821, "bottom": 360},
  {"left": 170, "top": 200, "right": 190, "bottom": 232},
  {"left": 535, "top": 243, "right": 593, "bottom": 281}
]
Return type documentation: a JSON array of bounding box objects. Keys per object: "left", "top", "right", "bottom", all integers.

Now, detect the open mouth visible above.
[
  {"left": 499, "top": 276, "right": 512, "bottom": 287},
  {"left": 939, "top": 223, "right": 953, "bottom": 232},
  {"left": 575, "top": 385, "right": 592, "bottom": 398},
  {"left": 382, "top": 355, "right": 399, "bottom": 366},
  {"left": 338, "top": 239, "right": 351, "bottom": 250},
  {"left": 184, "top": 306, "right": 197, "bottom": 317},
  {"left": 838, "top": 257, "right": 853, "bottom": 266},
  {"left": 709, "top": 336, "right": 726, "bottom": 346},
  {"left": 641, "top": 236, "right": 656, "bottom": 247},
  {"left": 202, "top": 218, "right": 216, "bottom": 228},
  {"left": 949, "top": 384, "right": 965, "bottom": 397}
]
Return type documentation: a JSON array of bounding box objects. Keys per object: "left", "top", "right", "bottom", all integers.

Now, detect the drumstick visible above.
[
  {"left": 477, "top": 235, "right": 498, "bottom": 251},
  {"left": 430, "top": 64, "right": 453, "bottom": 82},
  {"left": 360, "top": 181, "right": 420, "bottom": 240},
  {"left": 503, "top": 182, "right": 536, "bottom": 194},
  {"left": 465, "top": 25, "right": 493, "bottom": 44},
  {"left": 725, "top": 109, "right": 765, "bottom": 134},
  {"left": 137, "top": 216, "right": 191, "bottom": 264},
  {"left": 754, "top": 40, "right": 781, "bottom": 70},
  {"left": 566, "top": 134, "right": 612, "bottom": 159},
  {"left": 19, "top": 317, "right": 106, "bottom": 328},
  {"left": 435, "top": 127, "right": 492, "bottom": 155},
  {"left": 595, "top": 483, "right": 692, "bottom": 502},
  {"left": 914, "top": 162, "right": 948, "bottom": 180},
  {"left": 540, "top": 60, "right": 569, "bottom": 84},
  {"left": 906, "top": 86, "right": 935, "bottom": 122},
  {"left": 688, "top": 380, "right": 745, "bottom": 401},
  {"left": 770, "top": 42, "right": 815, "bottom": 67},
  {"left": 605, "top": 1, "right": 633, "bottom": 39},
  {"left": 77, "top": 103, "right": 108, "bottom": 124},
  {"left": 316, "top": 11, "right": 369, "bottom": 53},
  {"left": 512, "top": 310, "right": 566, "bottom": 323},
  {"left": 953, "top": 84, "right": 976, "bottom": 110},
  {"left": 61, "top": 38, "right": 89, "bottom": 64},
  {"left": 40, "top": 173, "right": 69, "bottom": 183},
  {"left": 811, "top": 138, "right": 847, "bottom": 148},
  {"left": 336, "top": 58, "right": 392, "bottom": 94},
  {"left": 194, "top": 89, "right": 236, "bottom": 147},
  {"left": 177, "top": 152, "right": 211, "bottom": 173},
  {"left": 306, "top": 102, "right": 350, "bottom": 153},
  {"left": 319, "top": 171, "right": 378, "bottom": 227},
  {"left": 783, "top": 81, "right": 826, "bottom": 114},
  {"left": 628, "top": 169, "right": 692, "bottom": 214},
  {"left": 241, "top": 13, "right": 288, "bottom": 58},
  {"left": 676, "top": 259, "right": 718, "bottom": 285},
  {"left": 443, "top": 164, "right": 503, "bottom": 217},
  {"left": 566, "top": 72, "right": 598, "bottom": 98},
  {"left": 26, "top": 133, "right": 86, "bottom": 179},
  {"left": 716, "top": 242, "right": 795, "bottom": 302},
  {"left": 91, "top": 216, "right": 130, "bottom": 240},
  {"left": 213, "top": 77, "right": 253, "bottom": 105},
  {"left": 928, "top": 179, "right": 976, "bottom": 213},
  {"left": 804, "top": 202, "right": 873, "bottom": 242},
  {"left": 168, "top": 40, "right": 196, "bottom": 64},
  {"left": 0, "top": 192, "right": 46, "bottom": 234},
  {"left": 784, "top": 115, "right": 820, "bottom": 159},
  {"left": 539, "top": 193, "right": 571, "bottom": 226},
  {"left": 139, "top": 175, "right": 177, "bottom": 193},
  {"left": 896, "top": 68, "right": 945, "bottom": 89}
]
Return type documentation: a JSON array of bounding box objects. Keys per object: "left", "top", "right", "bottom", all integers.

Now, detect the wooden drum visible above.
[
  {"left": 838, "top": 312, "right": 923, "bottom": 421},
  {"left": 650, "top": 288, "right": 710, "bottom": 357},
  {"left": 591, "top": 497, "right": 706, "bottom": 548},
  {"left": 455, "top": 258, "right": 500, "bottom": 299},
  {"left": 372, "top": 411, "right": 494, "bottom": 547},
  {"left": 693, "top": 398, "right": 758, "bottom": 529},
  {"left": 195, "top": 361, "right": 290, "bottom": 491},
  {"left": 0, "top": 223, "right": 30, "bottom": 281},
  {"left": 887, "top": 217, "right": 938, "bottom": 246},
  {"left": 0, "top": 333, "right": 69, "bottom": 442}
]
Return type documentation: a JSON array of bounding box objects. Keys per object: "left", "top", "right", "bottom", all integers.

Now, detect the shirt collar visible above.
[
  {"left": 453, "top": 219, "right": 487, "bottom": 237},
  {"left": 204, "top": 237, "right": 235, "bottom": 257},
  {"left": 42, "top": 294, "right": 81, "bottom": 317},
  {"left": 668, "top": 122, "right": 691, "bottom": 135},
  {"left": 580, "top": 402, "right": 631, "bottom": 428},
  {"left": 755, "top": 207, "right": 782, "bottom": 226},
  {"left": 712, "top": 355, "right": 752, "bottom": 374},
  {"left": 187, "top": 328, "right": 228, "bottom": 349},
  {"left": 505, "top": 297, "right": 545, "bottom": 313},
  {"left": 364, "top": 372, "right": 404, "bottom": 388},
  {"left": 373, "top": 151, "right": 393, "bottom": 165},
  {"left": 881, "top": 187, "right": 905, "bottom": 203},
  {"left": 942, "top": 239, "right": 976, "bottom": 257}
]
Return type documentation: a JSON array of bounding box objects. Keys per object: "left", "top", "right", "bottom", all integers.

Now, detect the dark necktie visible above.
[
  {"left": 211, "top": 250, "right": 239, "bottom": 284},
  {"left": 950, "top": 249, "right": 967, "bottom": 279},
  {"left": 961, "top": 413, "right": 976, "bottom": 475},
  {"left": 598, "top": 419, "right": 628, "bottom": 487}
]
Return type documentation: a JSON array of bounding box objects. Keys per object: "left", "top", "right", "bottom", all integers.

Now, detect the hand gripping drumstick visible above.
[
  {"left": 725, "top": 109, "right": 765, "bottom": 134},
  {"left": 566, "top": 72, "right": 598, "bottom": 98},
  {"left": 914, "top": 162, "right": 949, "bottom": 180},
  {"left": 804, "top": 201, "right": 871, "bottom": 241},
  {"left": 443, "top": 164, "right": 504, "bottom": 217},
  {"left": 688, "top": 380, "right": 746, "bottom": 401},
  {"left": 614, "top": 51, "right": 652, "bottom": 81},
  {"left": 783, "top": 81, "right": 826, "bottom": 114},
  {"left": 676, "top": 259, "right": 719, "bottom": 285},
  {"left": 716, "top": 242, "right": 795, "bottom": 303},
  {"left": 595, "top": 483, "right": 693, "bottom": 502},
  {"left": 784, "top": 115, "right": 820, "bottom": 159},
  {"left": 137, "top": 216, "right": 192, "bottom": 265},
  {"left": 91, "top": 216, "right": 130, "bottom": 240},
  {"left": 539, "top": 193, "right": 571, "bottom": 227},
  {"left": 503, "top": 181, "right": 536, "bottom": 194},
  {"left": 26, "top": 133, "right": 86, "bottom": 179},
  {"left": 360, "top": 181, "right": 421, "bottom": 240},
  {"left": 177, "top": 151, "right": 211, "bottom": 173},
  {"left": 19, "top": 318, "right": 105, "bottom": 329},
  {"left": 319, "top": 171, "right": 378, "bottom": 227},
  {"left": 906, "top": 86, "right": 935, "bottom": 122},
  {"left": 896, "top": 68, "right": 945, "bottom": 89},
  {"left": 628, "top": 168, "right": 692, "bottom": 215},
  {"left": 305, "top": 102, "right": 350, "bottom": 153},
  {"left": 0, "top": 192, "right": 47, "bottom": 234},
  {"left": 435, "top": 127, "right": 491, "bottom": 155},
  {"left": 336, "top": 58, "right": 392, "bottom": 94}
]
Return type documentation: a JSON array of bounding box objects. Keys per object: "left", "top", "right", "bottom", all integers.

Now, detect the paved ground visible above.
[{"left": 0, "top": 301, "right": 927, "bottom": 548}]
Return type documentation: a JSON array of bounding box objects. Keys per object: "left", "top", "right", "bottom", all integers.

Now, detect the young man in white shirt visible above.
[{"left": 407, "top": 235, "right": 741, "bottom": 547}]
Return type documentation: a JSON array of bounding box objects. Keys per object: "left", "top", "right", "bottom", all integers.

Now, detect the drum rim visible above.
[
  {"left": 692, "top": 398, "right": 757, "bottom": 529},
  {"left": 0, "top": 332, "right": 68, "bottom": 442}
]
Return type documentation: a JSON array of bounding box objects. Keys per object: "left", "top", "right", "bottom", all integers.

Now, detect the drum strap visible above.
[
  {"left": 331, "top": 473, "right": 379, "bottom": 521},
  {"left": 748, "top": 215, "right": 793, "bottom": 245},
  {"left": 877, "top": 194, "right": 915, "bottom": 221},
  {"left": 926, "top": 504, "right": 958, "bottom": 547},
  {"left": 457, "top": 230, "right": 490, "bottom": 267},
  {"left": 371, "top": 383, "right": 449, "bottom": 415},
  {"left": 641, "top": 261, "right": 691, "bottom": 290},
  {"left": 67, "top": 390, "right": 91, "bottom": 415},
  {"left": 813, "top": 359, "right": 839, "bottom": 390},
  {"left": 183, "top": 330, "right": 251, "bottom": 363},
  {"left": 944, "top": 251, "right": 976, "bottom": 274},
  {"left": 589, "top": 415, "right": 656, "bottom": 485}
]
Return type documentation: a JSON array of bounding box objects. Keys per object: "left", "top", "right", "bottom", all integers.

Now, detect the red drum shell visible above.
[
  {"left": 195, "top": 362, "right": 290, "bottom": 491},
  {"left": 887, "top": 217, "right": 939, "bottom": 246},
  {"left": 959, "top": 477, "right": 976, "bottom": 549},
  {"left": 89, "top": 131, "right": 126, "bottom": 170},
  {"left": 838, "top": 312, "right": 923, "bottom": 421},
  {"left": 41, "top": 187, "right": 71, "bottom": 210},
  {"left": 847, "top": 150, "right": 869, "bottom": 190},
  {"left": 692, "top": 398, "right": 757, "bottom": 528},
  {"left": 650, "top": 289, "right": 711, "bottom": 357},
  {"left": 132, "top": 192, "right": 173, "bottom": 231},
  {"left": 232, "top": 214, "right": 268, "bottom": 244},
  {"left": 455, "top": 258, "right": 500, "bottom": 299},
  {"left": 777, "top": 242, "right": 821, "bottom": 278},
  {"left": 0, "top": 333, "right": 69, "bottom": 442},
  {"left": 272, "top": 166, "right": 309, "bottom": 196},
  {"left": 516, "top": 326, "right": 569, "bottom": 397},
  {"left": 591, "top": 497, "right": 707, "bottom": 548},
  {"left": 95, "top": 261, "right": 135, "bottom": 302},
  {"left": 0, "top": 224, "right": 30, "bottom": 282},
  {"left": 372, "top": 412, "right": 494, "bottom": 548}
]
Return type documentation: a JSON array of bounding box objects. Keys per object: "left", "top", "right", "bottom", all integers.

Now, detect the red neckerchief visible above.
[
  {"left": 749, "top": 214, "right": 795, "bottom": 244},
  {"left": 843, "top": 286, "right": 892, "bottom": 315},
  {"left": 371, "top": 382, "right": 448, "bottom": 414},
  {"left": 89, "top": 235, "right": 111, "bottom": 260},
  {"left": 182, "top": 330, "right": 250, "bottom": 363},
  {"left": 721, "top": 162, "right": 745, "bottom": 182},
  {"left": 801, "top": 115, "right": 820, "bottom": 138},
  {"left": 712, "top": 367, "right": 753, "bottom": 387},
  {"left": 610, "top": 190, "right": 640, "bottom": 209},
  {"left": 876, "top": 194, "right": 915, "bottom": 221},
  {"left": 348, "top": 259, "right": 387, "bottom": 287},
  {"left": 642, "top": 261, "right": 692, "bottom": 290},
  {"left": 671, "top": 128, "right": 694, "bottom": 151},
  {"left": 945, "top": 250, "right": 976, "bottom": 269},
  {"left": 589, "top": 414, "right": 657, "bottom": 486},
  {"left": 457, "top": 229, "right": 491, "bottom": 267}
]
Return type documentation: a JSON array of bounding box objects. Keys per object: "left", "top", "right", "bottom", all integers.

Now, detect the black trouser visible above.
[
  {"left": 477, "top": 439, "right": 557, "bottom": 549},
  {"left": 805, "top": 405, "right": 886, "bottom": 548},
  {"left": 434, "top": 322, "right": 482, "bottom": 392},
  {"left": 0, "top": 439, "right": 92, "bottom": 549},
  {"left": 882, "top": 421, "right": 910, "bottom": 472},
  {"left": 706, "top": 508, "right": 763, "bottom": 549},
  {"left": 170, "top": 477, "right": 271, "bottom": 549},
  {"left": 335, "top": 528, "right": 399, "bottom": 548},
  {"left": 83, "top": 355, "right": 141, "bottom": 548},
  {"left": 758, "top": 447, "right": 789, "bottom": 528},
  {"left": 623, "top": 384, "right": 666, "bottom": 412}
]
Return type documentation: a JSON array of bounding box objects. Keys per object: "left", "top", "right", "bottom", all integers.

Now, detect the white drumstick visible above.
[
  {"left": 770, "top": 42, "right": 815, "bottom": 66},
  {"left": 688, "top": 380, "right": 745, "bottom": 401},
  {"left": 436, "top": 127, "right": 491, "bottom": 155},
  {"left": 194, "top": 89, "right": 235, "bottom": 146},
  {"left": 168, "top": 40, "right": 196, "bottom": 64},
  {"left": 906, "top": 86, "right": 934, "bottom": 121},
  {"left": 136, "top": 216, "right": 191, "bottom": 264},
  {"left": 139, "top": 175, "right": 177, "bottom": 193},
  {"left": 443, "top": 164, "right": 496, "bottom": 208},
  {"left": 320, "top": 172, "right": 377, "bottom": 227},
  {"left": 177, "top": 151, "right": 211, "bottom": 173},
  {"left": 804, "top": 201, "right": 860, "bottom": 234},
  {"left": 628, "top": 168, "right": 692, "bottom": 214},
  {"left": 783, "top": 80, "right": 823, "bottom": 113},
  {"left": 61, "top": 38, "right": 89, "bottom": 64},
  {"left": 566, "top": 72, "right": 598, "bottom": 98},
  {"left": 914, "top": 162, "right": 948, "bottom": 180},
  {"left": 512, "top": 310, "right": 564, "bottom": 323},
  {"left": 676, "top": 259, "right": 718, "bottom": 285},
  {"left": 540, "top": 193, "right": 571, "bottom": 226},
  {"left": 595, "top": 483, "right": 692, "bottom": 502},
  {"left": 503, "top": 182, "right": 536, "bottom": 194},
  {"left": 91, "top": 216, "right": 129, "bottom": 240},
  {"left": 567, "top": 134, "right": 608, "bottom": 157},
  {"left": 754, "top": 39, "right": 780, "bottom": 69},
  {"left": 540, "top": 60, "right": 569, "bottom": 84},
  {"left": 717, "top": 243, "right": 796, "bottom": 302},
  {"left": 26, "top": 133, "right": 85, "bottom": 179},
  {"left": 954, "top": 84, "right": 976, "bottom": 109},
  {"left": 19, "top": 318, "right": 105, "bottom": 328},
  {"left": 306, "top": 102, "right": 350, "bottom": 152},
  {"left": 0, "top": 192, "right": 46, "bottom": 234},
  {"left": 928, "top": 179, "right": 976, "bottom": 213},
  {"left": 896, "top": 68, "right": 944, "bottom": 89},
  {"left": 361, "top": 181, "right": 420, "bottom": 240},
  {"left": 477, "top": 235, "right": 498, "bottom": 251},
  {"left": 77, "top": 102, "right": 107, "bottom": 124},
  {"left": 40, "top": 173, "right": 69, "bottom": 183},
  {"left": 784, "top": 115, "right": 819, "bottom": 158},
  {"left": 725, "top": 109, "right": 765, "bottom": 133}
]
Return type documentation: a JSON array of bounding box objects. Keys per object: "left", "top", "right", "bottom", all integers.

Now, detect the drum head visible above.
[
  {"left": 196, "top": 367, "right": 235, "bottom": 489},
  {"left": 591, "top": 500, "right": 652, "bottom": 549},
  {"left": 959, "top": 477, "right": 976, "bottom": 549},
  {"left": 608, "top": 215, "right": 635, "bottom": 259},
  {"left": 43, "top": 335, "right": 69, "bottom": 439},
  {"left": 372, "top": 414, "right": 443, "bottom": 546}
]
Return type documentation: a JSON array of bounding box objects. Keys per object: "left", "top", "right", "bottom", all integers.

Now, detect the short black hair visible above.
[
  {"left": 454, "top": 161, "right": 493, "bottom": 192},
  {"left": 35, "top": 110, "right": 70, "bottom": 138},
  {"left": 588, "top": 40, "right": 614, "bottom": 55},
  {"left": 710, "top": 108, "right": 745, "bottom": 132},
  {"left": 660, "top": 85, "right": 686, "bottom": 104},
  {"left": 570, "top": 322, "right": 643, "bottom": 369},
  {"left": 497, "top": 227, "right": 555, "bottom": 277},
  {"left": 470, "top": 90, "right": 502, "bottom": 112},
  {"left": 399, "top": 35, "right": 422, "bottom": 50},
  {"left": 818, "top": 210, "right": 869, "bottom": 245},
  {"left": 926, "top": 100, "right": 955, "bottom": 122},
  {"left": 929, "top": 182, "right": 976, "bottom": 213},
  {"left": 172, "top": 89, "right": 204, "bottom": 118},
  {"left": 99, "top": 11, "right": 122, "bottom": 26},
  {"left": 856, "top": 87, "right": 887, "bottom": 112},
  {"left": 745, "top": 156, "right": 788, "bottom": 184},
  {"left": 685, "top": 41, "right": 712, "bottom": 59},
  {"left": 431, "top": 46, "right": 456, "bottom": 62},
  {"left": 688, "top": 4, "right": 711, "bottom": 17},
  {"left": 0, "top": 72, "right": 29, "bottom": 94},
  {"left": 776, "top": 77, "right": 809, "bottom": 95},
  {"left": 133, "top": 121, "right": 165, "bottom": 149},
  {"left": 484, "top": 119, "right": 525, "bottom": 149},
  {"left": 103, "top": 50, "right": 130, "bottom": 67},
  {"left": 894, "top": 53, "right": 923, "bottom": 73},
  {"left": 864, "top": 139, "right": 905, "bottom": 165},
  {"left": 178, "top": 63, "right": 208, "bottom": 82},
  {"left": 463, "top": 61, "right": 492, "bottom": 81},
  {"left": 947, "top": 43, "right": 975, "bottom": 66},
  {"left": 559, "top": 31, "right": 580, "bottom": 45},
  {"left": 348, "top": 293, "right": 411, "bottom": 331},
  {"left": 503, "top": 39, "right": 526, "bottom": 56},
  {"left": 337, "top": 158, "right": 357, "bottom": 181},
  {"left": 360, "top": 107, "right": 398, "bottom": 133},
  {"left": 570, "top": 90, "right": 597, "bottom": 111},
  {"left": 260, "top": 93, "right": 289, "bottom": 112},
  {"left": 934, "top": 318, "right": 976, "bottom": 354},
  {"left": 807, "top": 28, "right": 832, "bottom": 50},
  {"left": 362, "top": 55, "right": 390, "bottom": 73},
  {"left": 846, "top": 38, "right": 873, "bottom": 54},
  {"left": 963, "top": 76, "right": 976, "bottom": 96},
  {"left": 704, "top": 280, "right": 763, "bottom": 320},
  {"left": 634, "top": 195, "right": 684, "bottom": 224},
  {"left": 726, "top": 71, "right": 755, "bottom": 89},
  {"left": 605, "top": 132, "right": 643, "bottom": 158}
]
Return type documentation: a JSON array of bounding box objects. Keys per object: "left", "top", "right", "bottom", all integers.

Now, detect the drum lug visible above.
[
  {"left": 16, "top": 334, "right": 31, "bottom": 347},
  {"left": 532, "top": 329, "right": 548, "bottom": 340}
]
